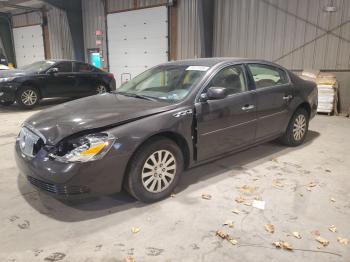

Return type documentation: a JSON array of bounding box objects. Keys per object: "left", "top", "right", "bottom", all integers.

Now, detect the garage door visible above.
[
  {"left": 13, "top": 25, "right": 45, "bottom": 67},
  {"left": 107, "top": 6, "right": 168, "bottom": 87}
]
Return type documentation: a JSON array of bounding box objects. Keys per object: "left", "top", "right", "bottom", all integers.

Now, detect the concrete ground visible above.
[{"left": 0, "top": 101, "right": 349, "bottom": 262}]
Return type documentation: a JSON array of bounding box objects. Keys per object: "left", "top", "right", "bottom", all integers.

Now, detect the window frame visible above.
[
  {"left": 52, "top": 61, "right": 73, "bottom": 73},
  {"left": 246, "top": 63, "right": 291, "bottom": 90},
  {"left": 73, "top": 62, "right": 96, "bottom": 73}
]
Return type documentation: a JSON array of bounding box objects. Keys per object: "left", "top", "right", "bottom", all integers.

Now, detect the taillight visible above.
[{"left": 107, "top": 73, "right": 114, "bottom": 79}]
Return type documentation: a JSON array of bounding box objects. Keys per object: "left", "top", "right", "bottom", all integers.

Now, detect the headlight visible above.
[
  {"left": 49, "top": 133, "right": 116, "bottom": 163},
  {"left": 0, "top": 77, "right": 15, "bottom": 83}
]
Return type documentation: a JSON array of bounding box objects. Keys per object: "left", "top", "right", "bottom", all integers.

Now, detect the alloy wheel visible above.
[
  {"left": 293, "top": 114, "right": 306, "bottom": 141},
  {"left": 141, "top": 150, "right": 177, "bottom": 193},
  {"left": 21, "top": 90, "right": 38, "bottom": 106},
  {"left": 97, "top": 85, "right": 107, "bottom": 94}
]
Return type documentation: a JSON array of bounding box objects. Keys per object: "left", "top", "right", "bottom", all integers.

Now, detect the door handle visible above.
[
  {"left": 242, "top": 104, "right": 255, "bottom": 110},
  {"left": 283, "top": 95, "right": 293, "bottom": 101}
]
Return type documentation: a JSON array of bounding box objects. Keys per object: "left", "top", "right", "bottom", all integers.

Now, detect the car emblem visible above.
[{"left": 173, "top": 109, "right": 193, "bottom": 118}]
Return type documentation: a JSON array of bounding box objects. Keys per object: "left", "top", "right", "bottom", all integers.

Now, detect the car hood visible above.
[
  {"left": 25, "top": 93, "right": 177, "bottom": 145},
  {"left": 0, "top": 69, "right": 27, "bottom": 78}
]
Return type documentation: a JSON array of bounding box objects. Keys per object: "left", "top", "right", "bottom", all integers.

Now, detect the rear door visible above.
[
  {"left": 195, "top": 64, "right": 257, "bottom": 161},
  {"left": 45, "top": 62, "right": 76, "bottom": 97},
  {"left": 73, "top": 62, "right": 99, "bottom": 96},
  {"left": 246, "top": 63, "right": 293, "bottom": 140}
]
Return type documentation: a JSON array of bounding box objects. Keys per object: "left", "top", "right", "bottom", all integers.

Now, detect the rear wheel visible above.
[
  {"left": 0, "top": 100, "right": 14, "bottom": 106},
  {"left": 16, "top": 86, "right": 40, "bottom": 109},
  {"left": 279, "top": 107, "right": 309, "bottom": 146},
  {"left": 125, "top": 137, "right": 184, "bottom": 203},
  {"left": 96, "top": 84, "right": 108, "bottom": 94}
]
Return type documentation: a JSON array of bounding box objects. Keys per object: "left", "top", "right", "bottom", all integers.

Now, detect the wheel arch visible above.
[
  {"left": 17, "top": 81, "right": 42, "bottom": 98},
  {"left": 295, "top": 102, "right": 311, "bottom": 118}
]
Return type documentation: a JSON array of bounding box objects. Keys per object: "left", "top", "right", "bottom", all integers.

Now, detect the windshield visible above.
[
  {"left": 19, "top": 61, "right": 56, "bottom": 73},
  {"left": 117, "top": 65, "right": 209, "bottom": 102}
]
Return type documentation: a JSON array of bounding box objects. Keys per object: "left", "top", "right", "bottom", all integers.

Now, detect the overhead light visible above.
[{"left": 324, "top": 0, "right": 337, "bottom": 12}]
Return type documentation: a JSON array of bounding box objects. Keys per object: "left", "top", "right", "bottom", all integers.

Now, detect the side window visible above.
[
  {"left": 75, "top": 63, "right": 94, "bottom": 73},
  {"left": 248, "top": 64, "right": 289, "bottom": 88},
  {"left": 209, "top": 65, "right": 247, "bottom": 95},
  {"left": 55, "top": 62, "right": 72, "bottom": 73}
]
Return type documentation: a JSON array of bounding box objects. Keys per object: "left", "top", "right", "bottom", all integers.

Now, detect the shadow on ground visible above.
[{"left": 18, "top": 130, "right": 320, "bottom": 222}]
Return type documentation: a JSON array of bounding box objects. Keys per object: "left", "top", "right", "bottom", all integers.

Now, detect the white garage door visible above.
[
  {"left": 13, "top": 25, "right": 45, "bottom": 67},
  {"left": 107, "top": 6, "right": 168, "bottom": 87}
]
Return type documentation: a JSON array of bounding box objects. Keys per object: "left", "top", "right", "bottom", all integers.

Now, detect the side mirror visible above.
[
  {"left": 47, "top": 67, "right": 59, "bottom": 75},
  {"left": 204, "top": 86, "right": 228, "bottom": 101}
]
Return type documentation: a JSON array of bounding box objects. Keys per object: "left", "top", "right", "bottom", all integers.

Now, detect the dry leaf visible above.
[
  {"left": 272, "top": 179, "right": 284, "bottom": 189},
  {"left": 239, "top": 185, "right": 257, "bottom": 194},
  {"left": 265, "top": 224, "right": 275, "bottom": 234},
  {"left": 330, "top": 198, "right": 336, "bottom": 202},
  {"left": 125, "top": 256, "right": 135, "bottom": 262},
  {"left": 244, "top": 202, "right": 252, "bottom": 206},
  {"left": 273, "top": 241, "right": 293, "bottom": 251},
  {"left": 316, "top": 236, "right": 329, "bottom": 246},
  {"left": 254, "top": 195, "right": 262, "bottom": 200},
  {"left": 308, "top": 182, "right": 317, "bottom": 187},
  {"left": 235, "top": 196, "right": 245, "bottom": 203},
  {"left": 271, "top": 158, "right": 278, "bottom": 163},
  {"left": 216, "top": 230, "right": 229, "bottom": 239},
  {"left": 170, "top": 193, "right": 176, "bottom": 198},
  {"left": 292, "top": 232, "right": 302, "bottom": 239},
  {"left": 131, "top": 227, "right": 140, "bottom": 234},
  {"left": 299, "top": 193, "right": 304, "bottom": 197},
  {"left": 337, "top": 237, "right": 349, "bottom": 245},
  {"left": 228, "top": 237, "right": 238, "bottom": 245},
  {"left": 329, "top": 225, "right": 337, "bottom": 233},
  {"left": 307, "top": 187, "right": 312, "bottom": 191},
  {"left": 232, "top": 209, "right": 240, "bottom": 214},
  {"left": 202, "top": 194, "right": 212, "bottom": 200},
  {"left": 223, "top": 220, "right": 234, "bottom": 228},
  {"left": 252, "top": 177, "right": 259, "bottom": 181}
]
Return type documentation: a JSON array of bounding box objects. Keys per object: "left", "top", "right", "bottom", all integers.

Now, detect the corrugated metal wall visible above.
[
  {"left": 176, "top": 0, "right": 202, "bottom": 59},
  {"left": 12, "top": 11, "right": 42, "bottom": 28},
  {"left": 47, "top": 5, "right": 75, "bottom": 60},
  {"left": 213, "top": 0, "right": 350, "bottom": 70},
  {"left": 82, "top": 0, "right": 108, "bottom": 68}
]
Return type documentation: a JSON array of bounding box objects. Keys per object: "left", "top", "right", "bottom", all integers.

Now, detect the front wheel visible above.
[
  {"left": 279, "top": 107, "right": 309, "bottom": 146},
  {"left": 16, "top": 86, "right": 40, "bottom": 109},
  {"left": 96, "top": 84, "right": 108, "bottom": 94},
  {"left": 125, "top": 137, "right": 184, "bottom": 203}
]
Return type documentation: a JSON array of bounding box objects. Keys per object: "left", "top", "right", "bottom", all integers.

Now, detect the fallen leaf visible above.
[
  {"left": 273, "top": 241, "right": 293, "bottom": 251},
  {"left": 228, "top": 237, "right": 238, "bottom": 245},
  {"left": 170, "top": 193, "right": 176, "bottom": 198},
  {"left": 329, "top": 225, "right": 337, "bottom": 233},
  {"left": 325, "top": 169, "right": 331, "bottom": 173},
  {"left": 330, "top": 198, "right": 336, "bottom": 202},
  {"left": 202, "top": 194, "right": 212, "bottom": 200},
  {"left": 308, "top": 182, "right": 317, "bottom": 187},
  {"left": 252, "top": 177, "right": 259, "bottom": 181},
  {"left": 216, "top": 230, "right": 229, "bottom": 239},
  {"left": 337, "top": 237, "right": 348, "bottom": 245},
  {"left": 307, "top": 187, "right": 312, "bottom": 191},
  {"left": 265, "top": 224, "right": 275, "bottom": 234},
  {"left": 292, "top": 232, "right": 302, "bottom": 239},
  {"left": 239, "top": 185, "right": 257, "bottom": 194},
  {"left": 271, "top": 158, "right": 278, "bottom": 163},
  {"left": 254, "top": 195, "right": 262, "bottom": 200},
  {"left": 232, "top": 209, "right": 240, "bottom": 214},
  {"left": 299, "top": 193, "right": 304, "bottom": 197},
  {"left": 131, "top": 227, "right": 140, "bottom": 234},
  {"left": 235, "top": 196, "right": 245, "bottom": 203},
  {"left": 316, "top": 236, "right": 329, "bottom": 246},
  {"left": 223, "top": 220, "right": 234, "bottom": 228},
  {"left": 125, "top": 256, "right": 135, "bottom": 262},
  {"left": 272, "top": 179, "right": 284, "bottom": 189},
  {"left": 244, "top": 202, "right": 252, "bottom": 206}
]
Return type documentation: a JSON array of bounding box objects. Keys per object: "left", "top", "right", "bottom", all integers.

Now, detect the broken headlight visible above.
[{"left": 49, "top": 133, "right": 116, "bottom": 163}]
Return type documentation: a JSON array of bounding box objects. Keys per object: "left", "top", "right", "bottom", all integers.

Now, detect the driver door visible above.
[{"left": 195, "top": 64, "right": 257, "bottom": 161}]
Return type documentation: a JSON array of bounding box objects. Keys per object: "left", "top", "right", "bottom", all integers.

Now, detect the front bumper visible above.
[
  {"left": 15, "top": 140, "right": 129, "bottom": 199},
  {"left": 0, "top": 82, "right": 18, "bottom": 102}
]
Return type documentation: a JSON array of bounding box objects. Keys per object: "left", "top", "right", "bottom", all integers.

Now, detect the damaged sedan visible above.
[{"left": 15, "top": 58, "right": 318, "bottom": 202}]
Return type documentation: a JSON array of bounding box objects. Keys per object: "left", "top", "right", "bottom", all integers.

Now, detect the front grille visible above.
[{"left": 27, "top": 176, "right": 90, "bottom": 195}]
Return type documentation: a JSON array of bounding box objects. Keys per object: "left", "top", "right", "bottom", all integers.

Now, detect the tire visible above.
[
  {"left": 0, "top": 100, "right": 14, "bottom": 106},
  {"left": 16, "top": 86, "right": 40, "bottom": 109},
  {"left": 96, "top": 84, "right": 108, "bottom": 94},
  {"left": 125, "top": 137, "right": 184, "bottom": 203},
  {"left": 279, "top": 107, "right": 309, "bottom": 146}
]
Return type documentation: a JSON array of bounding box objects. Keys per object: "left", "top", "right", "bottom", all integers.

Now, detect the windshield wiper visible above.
[{"left": 115, "top": 92, "right": 157, "bottom": 101}]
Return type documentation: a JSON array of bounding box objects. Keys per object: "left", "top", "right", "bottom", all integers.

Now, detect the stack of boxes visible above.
[{"left": 316, "top": 75, "right": 338, "bottom": 115}]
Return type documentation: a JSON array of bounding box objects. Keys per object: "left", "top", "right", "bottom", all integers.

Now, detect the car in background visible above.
[
  {"left": 15, "top": 58, "right": 318, "bottom": 202},
  {"left": 0, "top": 64, "right": 9, "bottom": 70},
  {"left": 0, "top": 60, "right": 116, "bottom": 108}
]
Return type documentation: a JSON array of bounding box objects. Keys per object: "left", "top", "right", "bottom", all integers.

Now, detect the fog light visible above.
[{"left": 0, "top": 92, "right": 4, "bottom": 97}]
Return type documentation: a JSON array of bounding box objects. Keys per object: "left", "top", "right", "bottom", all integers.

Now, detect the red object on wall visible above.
[
  {"left": 96, "top": 40, "right": 102, "bottom": 46},
  {"left": 96, "top": 30, "right": 103, "bottom": 36}
]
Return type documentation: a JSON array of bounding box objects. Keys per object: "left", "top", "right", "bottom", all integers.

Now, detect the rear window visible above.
[{"left": 248, "top": 64, "right": 289, "bottom": 88}]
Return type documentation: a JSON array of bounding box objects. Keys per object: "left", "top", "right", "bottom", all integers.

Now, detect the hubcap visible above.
[
  {"left": 293, "top": 114, "right": 306, "bottom": 141},
  {"left": 21, "top": 90, "right": 38, "bottom": 106},
  {"left": 97, "top": 85, "right": 107, "bottom": 94},
  {"left": 141, "top": 150, "right": 176, "bottom": 193}
]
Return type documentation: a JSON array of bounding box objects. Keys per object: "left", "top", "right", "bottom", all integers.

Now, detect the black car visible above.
[
  {"left": 0, "top": 60, "right": 116, "bottom": 108},
  {"left": 15, "top": 58, "right": 318, "bottom": 202}
]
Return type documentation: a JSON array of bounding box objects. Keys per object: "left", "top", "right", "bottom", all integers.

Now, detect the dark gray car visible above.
[{"left": 15, "top": 58, "right": 318, "bottom": 202}]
